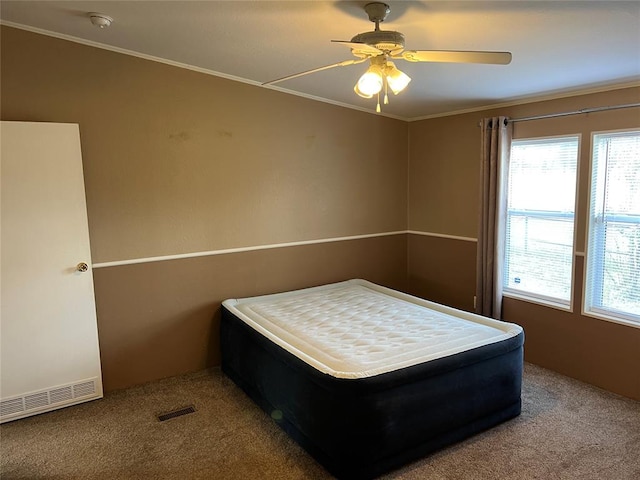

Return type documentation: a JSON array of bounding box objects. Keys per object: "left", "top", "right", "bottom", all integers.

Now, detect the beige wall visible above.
[
  {"left": 408, "top": 87, "right": 640, "bottom": 242},
  {"left": 1, "top": 26, "right": 408, "bottom": 390},
  {"left": 94, "top": 236, "right": 407, "bottom": 391},
  {"left": 407, "top": 235, "right": 476, "bottom": 311},
  {"left": 408, "top": 113, "right": 481, "bottom": 239},
  {"left": 408, "top": 86, "right": 640, "bottom": 400},
  {"left": 2, "top": 26, "right": 638, "bottom": 399},
  {"left": 1, "top": 26, "right": 407, "bottom": 264}
]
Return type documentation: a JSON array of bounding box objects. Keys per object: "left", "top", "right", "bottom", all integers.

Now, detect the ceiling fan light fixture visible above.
[
  {"left": 263, "top": 2, "right": 512, "bottom": 115},
  {"left": 354, "top": 83, "right": 373, "bottom": 99},
  {"left": 355, "top": 68, "right": 383, "bottom": 97},
  {"left": 385, "top": 61, "right": 411, "bottom": 95}
]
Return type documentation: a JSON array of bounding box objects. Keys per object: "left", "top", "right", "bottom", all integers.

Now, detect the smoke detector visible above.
[{"left": 88, "top": 12, "right": 113, "bottom": 29}]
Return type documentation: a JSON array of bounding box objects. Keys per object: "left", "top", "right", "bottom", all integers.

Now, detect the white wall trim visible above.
[
  {"left": 92, "top": 230, "right": 487, "bottom": 268},
  {"left": 92, "top": 231, "right": 408, "bottom": 268},
  {"left": 88, "top": 231, "right": 587, "bottom": 269},
  {"left": 407, "top": 230, "right": 478, "bottom": 242}
]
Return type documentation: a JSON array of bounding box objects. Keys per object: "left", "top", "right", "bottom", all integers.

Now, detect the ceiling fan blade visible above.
[
  {"left": 262, "top": 58, "right": 367, "bottom": 86},
  {"left": 331, "top": 40, "right": 383, "bottom": 55},
  {"left": 399, "top": 50, "right": 512, "bottom": 65}
]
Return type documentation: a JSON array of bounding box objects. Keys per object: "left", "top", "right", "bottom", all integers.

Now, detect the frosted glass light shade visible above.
[
  {"left": 354, "top": 83, "right": 373, "bottom": 98},
  {"left": 356, "top": 70, "right": 383, "bottom": 97},
  {"left": 385, "top": 62, "right": 411, "bottom": 94}
]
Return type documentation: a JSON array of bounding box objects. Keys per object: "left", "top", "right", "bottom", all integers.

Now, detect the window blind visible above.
[
  {"left": 585, "top": 131, "right": 640, "bottom": 324},
  {"left": 504, "top": 136, "right": 579, "bottom": 305}
]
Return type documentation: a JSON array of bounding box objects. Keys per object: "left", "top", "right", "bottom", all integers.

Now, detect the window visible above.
[
  {"left": 503, "top": 136, "right": 580, "bottom": 307},
  {"left": 584, "top": 130, "right": 640, "bottom": 326}
]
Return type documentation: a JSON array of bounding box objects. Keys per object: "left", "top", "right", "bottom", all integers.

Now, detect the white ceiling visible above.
[{"left": 2, "top": 1, "right": 639, "bottom": 120}]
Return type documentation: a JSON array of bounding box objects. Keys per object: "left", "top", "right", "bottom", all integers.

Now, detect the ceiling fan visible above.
[{"left": 263, "top": 2, "right": 512, "bottom": 112}]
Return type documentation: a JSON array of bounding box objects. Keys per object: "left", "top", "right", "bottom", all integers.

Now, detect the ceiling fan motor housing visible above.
[
  {"left": 364, "top": 2, "right": 391, "bottom": 23},
  {"left": 351, "top": 30, "right": 405, "bottom": 53}
]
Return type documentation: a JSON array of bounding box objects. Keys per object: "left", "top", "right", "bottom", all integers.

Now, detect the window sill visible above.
[
  {"left": 582, "top": 308, "right": 640, "bottom": 330},
  {"left": 502, "top": 290, "right": 572, "bottom": 313}
]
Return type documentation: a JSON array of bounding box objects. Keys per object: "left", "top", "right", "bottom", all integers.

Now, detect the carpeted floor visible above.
[{"left": 1, "top": 363, "right": 638, "bottom": 479}]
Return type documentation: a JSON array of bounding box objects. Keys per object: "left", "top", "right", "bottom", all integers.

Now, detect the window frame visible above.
[
  {"left": 501, "top": 133, "right": 582, "bottom": 312},
  {"left": 582, "top": 128, "right": 640, "bottom": 329}
]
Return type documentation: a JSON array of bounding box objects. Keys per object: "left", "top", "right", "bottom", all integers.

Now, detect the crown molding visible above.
[{"left": 2, "top": 21, "right": 638, "bottom": 124}]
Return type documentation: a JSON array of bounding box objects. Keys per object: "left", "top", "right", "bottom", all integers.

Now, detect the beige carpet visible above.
[{"left": 1, "top": 363, "right": 638, "bottom": 479}]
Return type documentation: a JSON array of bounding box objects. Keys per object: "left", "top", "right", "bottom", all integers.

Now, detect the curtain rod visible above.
[
  {"left": 477, "top": 102, "right": 640, "bottom": 127},
  {"left": 508, "top": 102, "right": 640, "bottom": 124}
]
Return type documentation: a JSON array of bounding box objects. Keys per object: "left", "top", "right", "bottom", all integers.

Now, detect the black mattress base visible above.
[
  {"left": 221, "top": 305, "right": 523, "bottom": 479},
  {"left": 224, "top": 361, "right": 520, "bottom": 479}
]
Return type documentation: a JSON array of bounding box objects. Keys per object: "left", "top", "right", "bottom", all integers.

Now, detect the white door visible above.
[{"left": 1, "top": 121, "right": 103, "bottom": 423}]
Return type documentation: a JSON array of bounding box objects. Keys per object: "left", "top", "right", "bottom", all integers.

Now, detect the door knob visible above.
[{"left": 76, "top": 262, "right": 89, "bottom": 273}]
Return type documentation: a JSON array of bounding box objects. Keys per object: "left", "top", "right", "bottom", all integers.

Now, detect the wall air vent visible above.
[
  {"left": 0, "top": 377, "right": 102, "bottom": 423},
  {"left": 49, "top": 386, "right": 73, "bottom": 404},
  {"left": 73, "top": 381, "right": 96, "bottom": 398},
  {"left": 24, "top": 392, "right": 49, "bottom": 410},
  {"left": 0, "top": 398, "right": 24, "bottom": 417}
]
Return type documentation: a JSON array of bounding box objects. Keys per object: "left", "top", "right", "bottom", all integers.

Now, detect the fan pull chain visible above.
[
  {"left": 384, "top": 78, "right": 389, "bottom": 105},
  {"left": 376, "top": 92, "right": 381, "bottom": 113}
]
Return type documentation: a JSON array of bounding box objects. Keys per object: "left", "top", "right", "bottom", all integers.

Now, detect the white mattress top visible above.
[{"left": 223, "top": 279, "right": 522, "bottom": 379}]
